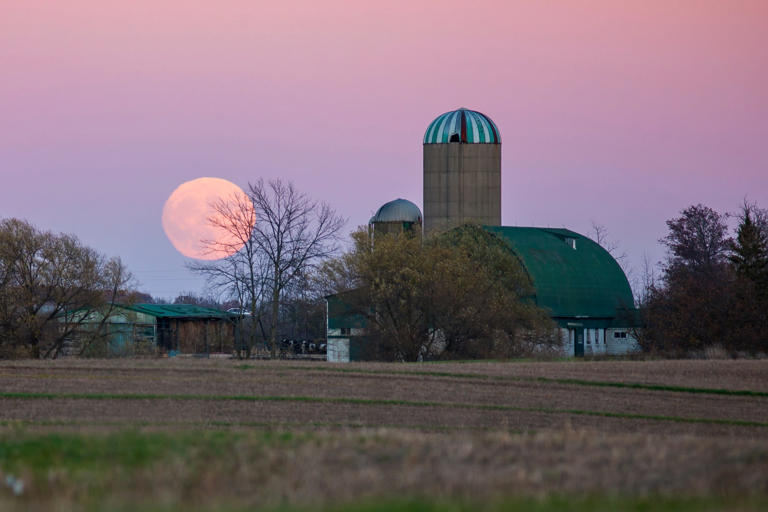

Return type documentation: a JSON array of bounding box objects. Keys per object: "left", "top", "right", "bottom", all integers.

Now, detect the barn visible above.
[
  {"left": 326, "top": 224, "right": 639, "bottom": 361},
  {"left": 484, "top": 226, "right": 638, "bottom": 356}
]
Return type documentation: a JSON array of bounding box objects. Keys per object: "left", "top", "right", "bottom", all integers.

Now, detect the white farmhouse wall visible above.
[
  {"left": 327, "top": 338, "right": 350, "bottom": 362},
  {"left": 585, "top": 328, "right": 608, "bottom": 355},
  {"left": 606, "top": 328, "right": 640, "bottom": 355},
  {"left": 560, "top": 327, "right": 639, "bottom": 357},
  {"left": 560, "top": 328, "right": 572, "bottom": 356}
]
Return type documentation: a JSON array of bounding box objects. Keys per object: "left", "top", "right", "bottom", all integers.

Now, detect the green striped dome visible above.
[{"left": 424, "top": 108, "right": 500, "bottom": 144}]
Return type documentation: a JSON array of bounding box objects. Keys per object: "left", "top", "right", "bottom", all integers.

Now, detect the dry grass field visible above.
[{"left": 0, "top": 358, "right": 767, "bottom": 511}]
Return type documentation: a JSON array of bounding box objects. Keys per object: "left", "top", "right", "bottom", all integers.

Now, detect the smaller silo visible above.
[{"left": 370, "top": 199, "right": 422, "bottom": 238}]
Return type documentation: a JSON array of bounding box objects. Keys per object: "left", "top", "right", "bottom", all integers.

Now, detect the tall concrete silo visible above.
[{"left": 423, "top": 108, "right": 501, "bottom": 233}]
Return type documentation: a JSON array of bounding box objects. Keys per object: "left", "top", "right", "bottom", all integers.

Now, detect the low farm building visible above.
[{"left": 62, "top": 303, "right": 238, "bottom": 356}]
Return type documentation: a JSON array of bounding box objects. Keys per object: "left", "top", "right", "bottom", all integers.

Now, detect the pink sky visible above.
[{"left": 1, "top": 1, "right": 767, "bottom": 297}]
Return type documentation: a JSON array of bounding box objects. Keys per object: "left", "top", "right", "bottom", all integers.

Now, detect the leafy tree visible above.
[
  {"left": 640, "top": 202, "right": 768, "bottom": 355},
  {"left": 661, "top": 204, "right": 731, "bottom": 275},
  {"left": 429, "top": 226, "right": 553, "bottom": 359},
  {"left": 0, "top": 218, "right": 133, "bottom": 358},
  {"left": 319, "top": 225, "right": 556, "bottom": 361},
  {"left": 640, "top": 204, "right": 733, "bottom": 355}
]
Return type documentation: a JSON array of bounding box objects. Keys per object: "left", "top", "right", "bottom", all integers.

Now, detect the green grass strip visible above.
[
  {"left": 1, "top": 391, "right": 766, "bottom": 428},
  {"left": 283, "top": 365, "right": 768, "bottom": 398},
  {"left": 0, "top": 418, "right": 518, "bottom": 433},
  {"left": 534, "top": 377, "right": 768, "bottom": 397}
]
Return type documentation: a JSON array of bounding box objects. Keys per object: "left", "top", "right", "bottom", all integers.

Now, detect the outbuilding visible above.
[{"left": 62, "top": 303, "right": 238, "bottom": 356}]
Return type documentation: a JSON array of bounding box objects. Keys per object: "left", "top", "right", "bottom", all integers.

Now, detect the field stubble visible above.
[{"left": 0, "top": 358, "right": 767, "bottom": 511}]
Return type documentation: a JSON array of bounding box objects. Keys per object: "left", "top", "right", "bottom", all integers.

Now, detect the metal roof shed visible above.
[{"left": 118, "top": 304, "right": 238, "bottom": 354}]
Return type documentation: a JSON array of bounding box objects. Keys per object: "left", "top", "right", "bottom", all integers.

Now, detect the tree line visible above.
[
  {"left": 2, "top": 178, "right": 766, "bottom": 360},
  {"left": 639, "top": 201, "right": 768, "bottom": 356}
]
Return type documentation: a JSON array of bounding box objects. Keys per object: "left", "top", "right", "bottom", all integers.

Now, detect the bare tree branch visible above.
[{"left": 190, "top": 178, "right": 345, "bottom": 358}]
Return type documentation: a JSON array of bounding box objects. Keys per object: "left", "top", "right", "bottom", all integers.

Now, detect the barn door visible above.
[{"left": 574, "top": 329, "right": 584, "bottom": 357}]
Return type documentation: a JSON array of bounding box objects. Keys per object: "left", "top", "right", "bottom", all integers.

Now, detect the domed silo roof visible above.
[
  {"left": 371, "top": 199, "right": 422, "bottom": 224},
  {"left": 424, "top": 108, "right": 501, "bottom": 144}
]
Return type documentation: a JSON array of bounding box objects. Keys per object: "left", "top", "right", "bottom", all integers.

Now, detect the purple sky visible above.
[{"left": 1, "top": 1, "right": 767, "bottom": 298}]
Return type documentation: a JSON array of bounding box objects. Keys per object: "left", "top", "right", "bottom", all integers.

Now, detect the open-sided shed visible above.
[
  {"left": 60, "top": 303, "right": 238, "bottom": 356},
  {"left": 117, "top": 304, "right": 237, "bottom": 354}
]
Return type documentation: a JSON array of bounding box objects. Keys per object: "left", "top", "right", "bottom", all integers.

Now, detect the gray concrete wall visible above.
[
  {"left": 372, "top": 221, "right": 422, "bottom": 239},
  {"left": 373, "top": 221, "right": 403, "bottom": 237},
  {"left": 423, "top": 143, "right": 501, "bottom": 233}
]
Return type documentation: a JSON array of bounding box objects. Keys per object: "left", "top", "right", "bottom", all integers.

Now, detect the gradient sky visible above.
[{"left": 2, "top": 1, "right": 767, "bottom": 298}]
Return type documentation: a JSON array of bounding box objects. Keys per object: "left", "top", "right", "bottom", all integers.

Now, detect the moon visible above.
[{"left": 162, "top": 177, "right": 253, "bottom": 260}]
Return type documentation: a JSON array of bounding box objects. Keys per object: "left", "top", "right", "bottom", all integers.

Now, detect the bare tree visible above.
[
  {"left": 189, "top": 189, "right": 268, "bottom": 357},
  {"left": 637, "top": 252, "right": 657, "bottom": 307},
  {"left": 248, "top": 179, "right": 345, "bottom": 358},
  {"left": 590, "top": 220, "right": 633, "bottom": 291},
  {"left": 191, "top": 179, "right": 344, "bottom": 358},
  {"left": 590, "top": 221, "right": 628, "bottom": 265}
]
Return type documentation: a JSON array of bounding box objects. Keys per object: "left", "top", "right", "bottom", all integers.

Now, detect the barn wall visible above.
[
  {"left": 584, "top": 328, "right": 607, "bottom": 355},
  {"left": 173, "top": 319, "right": 235, "bottom": 354},
  {"left": 327, "top": 338, "right": 350, "bottom": 362},
  {"left": 606, "top": 328, "right": 640, "bottom": 355}
]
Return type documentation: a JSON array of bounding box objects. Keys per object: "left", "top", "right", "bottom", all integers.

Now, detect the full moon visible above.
[{"left": 162, "top": 177, "right": 253, "bottom": 260}]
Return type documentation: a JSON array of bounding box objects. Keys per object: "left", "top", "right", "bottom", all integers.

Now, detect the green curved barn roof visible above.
[{"left": 484, "top": 226, "right": 634, "bottom": 319}]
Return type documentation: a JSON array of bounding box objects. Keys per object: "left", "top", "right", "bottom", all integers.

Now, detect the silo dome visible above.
[
  {"left": 424, "top": 108, "right": 501, "bottom": 144},
  {"left": 371, "top": 199, "right": 422, "bottom": 224}
]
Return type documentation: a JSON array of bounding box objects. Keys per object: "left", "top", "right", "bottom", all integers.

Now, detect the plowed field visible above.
[{"left": 0, "top": 358, "right": 767, "bottom": 511}]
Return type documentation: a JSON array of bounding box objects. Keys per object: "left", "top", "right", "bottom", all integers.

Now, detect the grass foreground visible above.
[{"left": 1, "top": 427, "right": 766, "bottom": 511}]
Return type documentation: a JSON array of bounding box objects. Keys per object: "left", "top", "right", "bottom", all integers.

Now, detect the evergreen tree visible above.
[
  {"left": 728, "top": 204, "right": 768, "bottom": 354},
  {"left": 730, "top": 206, "right": 768, "bottom": 288}
]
